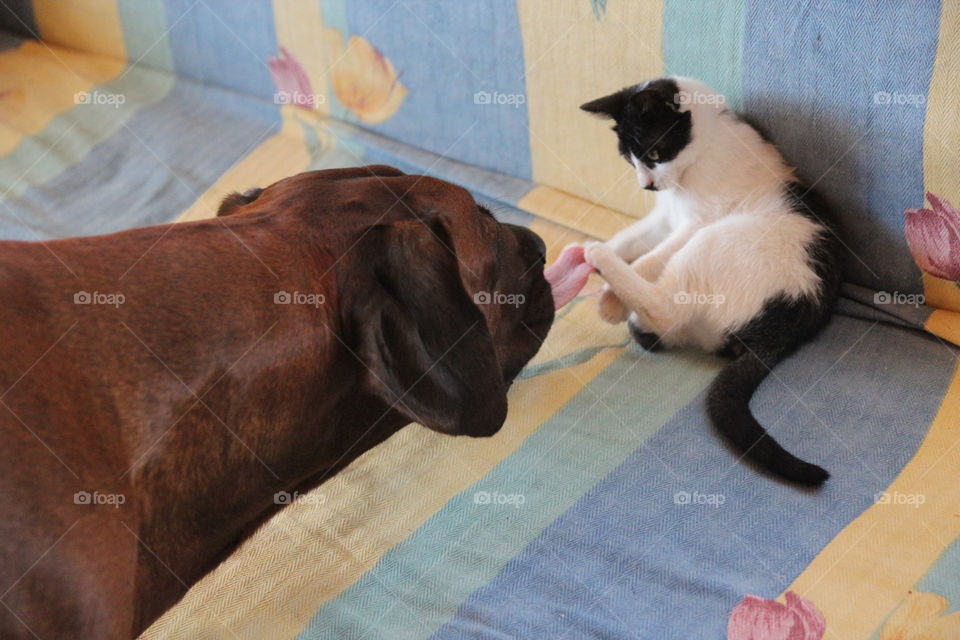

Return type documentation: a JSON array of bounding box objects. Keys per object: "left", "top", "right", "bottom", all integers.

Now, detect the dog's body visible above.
[{"left": 0, "top": 166, "right": 554, "bottom": 638}]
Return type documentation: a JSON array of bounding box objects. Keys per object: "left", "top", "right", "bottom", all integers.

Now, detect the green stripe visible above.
[
  {"left": 663, "top": 0, "right": 746, "bottom": 110},
  {"left": 296, "top": 347, "right": 721, "bottom": 639}
]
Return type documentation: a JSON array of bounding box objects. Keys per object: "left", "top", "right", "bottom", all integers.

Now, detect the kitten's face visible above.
[{"left": 581, "top": 78, "right": 693, "bottom": 191}]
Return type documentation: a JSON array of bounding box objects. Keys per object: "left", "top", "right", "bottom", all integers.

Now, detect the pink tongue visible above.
[{"left": 544, "top": 244, "right": 596, "bottom": 310}]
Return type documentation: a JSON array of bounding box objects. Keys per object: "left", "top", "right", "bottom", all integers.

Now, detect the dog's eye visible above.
[{"left": 647, "top": 149, "right": 660, "bottom": 162}]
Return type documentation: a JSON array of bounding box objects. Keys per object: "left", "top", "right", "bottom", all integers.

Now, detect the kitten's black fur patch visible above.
[
  {"left": 627, "top": 319, "right": 662, "bottom": 352},
  {"left": 581, "top": 79, "right": 692, "bottom": 170},
  {"left": 707, "top": 182, "right": 842, "bottom": 486}
]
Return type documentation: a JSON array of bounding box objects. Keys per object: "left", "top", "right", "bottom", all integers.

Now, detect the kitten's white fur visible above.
[{"left": 585, "top": 78, "right": 824, "bottom": 351}]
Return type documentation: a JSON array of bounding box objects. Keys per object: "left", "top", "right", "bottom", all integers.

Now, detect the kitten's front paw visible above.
[
  {"left": 597, "top": 286, "right": 629, "bottom": 324},
  {"left": 583, "top": 242, "right": 618, "bottom": 274}
]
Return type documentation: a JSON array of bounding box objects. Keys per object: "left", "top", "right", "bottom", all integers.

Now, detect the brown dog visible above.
[{"left": 0, "top": 166, "right": 555, "bottom": 639}]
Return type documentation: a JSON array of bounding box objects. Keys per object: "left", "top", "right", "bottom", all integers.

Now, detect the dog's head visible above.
[{"left": 219, "top": 166, "right": 555, "bottom": 438}]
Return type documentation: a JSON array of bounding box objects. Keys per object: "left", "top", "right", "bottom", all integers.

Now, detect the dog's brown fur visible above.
[{"left": 0, "top": 166, "right": 554, "bottom": 639}]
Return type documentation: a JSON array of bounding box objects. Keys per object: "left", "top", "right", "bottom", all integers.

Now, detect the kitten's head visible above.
[{"left": 581, "top": 77, "right": 699, "bottom": 191}]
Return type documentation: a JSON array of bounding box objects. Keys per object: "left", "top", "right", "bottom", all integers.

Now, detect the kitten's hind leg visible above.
[{"left": 597, "top": 285, "right": 630, "bottom": 324}]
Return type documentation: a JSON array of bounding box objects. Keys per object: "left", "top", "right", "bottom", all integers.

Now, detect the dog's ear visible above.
[
  {"left": 580, "top": 87, "right": 633, "bottom": 120},
  {"left": 351, "top": 216, "right": 507, "bottom": 437},
  {"left": 217, "top": 187, "right": 263, "bottom": 216}
]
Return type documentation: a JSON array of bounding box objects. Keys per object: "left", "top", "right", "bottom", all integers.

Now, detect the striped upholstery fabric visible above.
[{"left": 0, "top": 2, "right": 958, "bottom": 638}]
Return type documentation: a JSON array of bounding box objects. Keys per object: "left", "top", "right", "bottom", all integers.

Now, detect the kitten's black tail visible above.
[{"left": 706, "top": 347, "right": 829, "bottom": 486}]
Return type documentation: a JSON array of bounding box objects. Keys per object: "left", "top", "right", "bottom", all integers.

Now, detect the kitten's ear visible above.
[{"left": 580, "top": 88, "right": 632, "bottom": 119}]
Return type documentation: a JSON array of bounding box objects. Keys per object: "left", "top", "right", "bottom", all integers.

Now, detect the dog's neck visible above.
[{"left": 126, "top": 347, "right": 406, "bottom": 632}]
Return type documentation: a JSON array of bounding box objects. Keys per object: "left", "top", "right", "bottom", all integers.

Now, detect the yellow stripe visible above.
[
  {"left": 0, "top": 40, "right": 125, "bottom": 156},
  {"left": 517, "top": 0, "right": 662, "bottom": 220},
  {"left": 921, "top": 0, "right": 960, "bottom": 321},
  {"left": 926, "top": 308, "right": 960, "bottom": 346},
  {"left": 272, "top": 0, "right": 332, "bottom": 117},
  {"left": 33, "top": 0, "right": 127, "bottom": 60},
  {"left": 783, "top": 362, "right": 960, "bottom": 638},
  {"left": 519, "top": 184, "right": 637, "bottom": 242}
]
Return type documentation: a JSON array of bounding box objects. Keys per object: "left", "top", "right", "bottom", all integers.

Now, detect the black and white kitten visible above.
[{"left": 579, "top": 77, "right": 842, "bottom": 486}]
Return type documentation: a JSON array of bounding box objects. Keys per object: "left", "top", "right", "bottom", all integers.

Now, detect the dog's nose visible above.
[
  {"left": 504, "top": 224, "right": 547, "bottom": 264},
  {"left": 531, "top": 233, "right": 547, "bottom": 262}
]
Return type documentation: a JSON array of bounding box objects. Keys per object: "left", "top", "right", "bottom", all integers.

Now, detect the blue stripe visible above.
[
  {"left": 163, "top": 0, "right": 278, "bottom": 100},
  {"left": 343, "top": 0, "right": 532, "bottom": 180},
  {"left": 433, "top": 317, "right": 957, "bottom": 638},
  {"left": 742, "top": 0, "right": 941, "bottom": 294},
  {"left": 296, "top": 346, "right": 719, "bottom": 639}
]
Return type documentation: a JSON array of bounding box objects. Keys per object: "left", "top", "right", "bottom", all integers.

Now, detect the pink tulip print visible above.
[
  {"left": 268, "top": 47, "right": 319, "bottom": 109},
  {"left": 905, "top": 192, "right": 960, "bottom": 282},
  {"left": 727, "top": 591, "right": 826, "bottom": 640}
]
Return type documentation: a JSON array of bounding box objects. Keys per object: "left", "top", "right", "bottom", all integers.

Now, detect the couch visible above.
[{"left": 1, "top": 1, "right": 958, "bottom": 638}]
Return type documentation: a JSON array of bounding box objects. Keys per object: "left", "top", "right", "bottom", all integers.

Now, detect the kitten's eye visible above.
[{"left": 647, "top": 150, "right": 660, "bottom": 162}]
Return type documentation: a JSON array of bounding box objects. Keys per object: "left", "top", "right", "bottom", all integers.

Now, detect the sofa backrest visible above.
[{"left": 4, "top": 0, "right": 958, "bottom": 301}]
